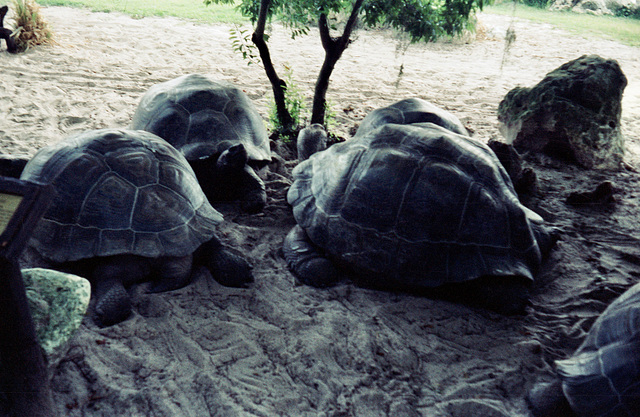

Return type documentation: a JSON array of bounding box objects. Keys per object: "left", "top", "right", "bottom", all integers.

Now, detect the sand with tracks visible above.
[{"left": 1, "top": 6, "right": 640, "bottom": 416}]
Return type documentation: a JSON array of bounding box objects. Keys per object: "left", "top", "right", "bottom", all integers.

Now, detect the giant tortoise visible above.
[
  {"left": 284, "top": 100, "right": 554, "bottom": 314},
  {"left": 20, "top": 129, "right": 253, "bottom": 327},
  {"left": 528, "top": 281, "right": 640, "bottom": 417},
  {"left": 354, "top": 97, "right": 469, "bottom": 138},
  {"left": 130, "top": 74, "right": 271, "bottom": 213}
]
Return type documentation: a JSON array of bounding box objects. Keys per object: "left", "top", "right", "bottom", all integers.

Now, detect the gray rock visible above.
[
  {"left": 498, "top": 55, "right": 627, "bottom": 170},
  {"left": 22, "top": 268, "right": 91, "bottom": 366},
  {"left": 550, "top": 0, "right": 639, "bottom": 15}
]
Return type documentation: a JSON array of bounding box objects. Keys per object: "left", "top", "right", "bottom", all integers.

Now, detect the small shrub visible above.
[
  {"left": 9, "top": 0, "right": 54, "bottom": 51},
  {"left": 229, "top": 24, "right": 261, "bottom": 65},
  {"left": 267, "top": 65, "right": 338, "bottom": 142},
  {"left": 323, "top": 99, "right": 337, "bottom": 131},
  {"left": 614, "top": 5, "right": 640, "bottom": 19},
  {"left": 520, "top": 0, "right": 552, "bottom": 8},
  {"left": 268, "top": 63, "right": 307, "bottom": 140}
]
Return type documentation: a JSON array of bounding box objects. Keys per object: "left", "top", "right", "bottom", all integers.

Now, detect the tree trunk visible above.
[
  {"left": 252, "top": 0, "right": 294, "bottom": 134},
  {"left": 311, "top": 37, "right": 341, "bottom": 126},
  {"left": 311, "top": 0, "right": 365, "bottom": 126},
  {"left": 0, "top": 257, "right": 54, "bottom": 417}
]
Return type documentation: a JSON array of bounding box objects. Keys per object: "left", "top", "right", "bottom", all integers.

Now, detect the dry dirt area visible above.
[{"left": 1, "top": 6, "right": 639, "bottom": 416}]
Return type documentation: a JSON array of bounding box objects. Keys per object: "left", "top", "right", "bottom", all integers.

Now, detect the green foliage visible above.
[
  {"left": 206, "top": 0, "right": 489, "bottom": 134},
  {"left": 268, "top": 64, "right": 306, "bottom": 136},
  {"left": 614, "top": 5, "right": 640, "bottom": 19},
  {"left": 267, "top": 64, "right": 337, "bottom": 138},
  {"left": 361, "top": 0, "right": 490, "bottom": 41},
  {"left": 519, "top": 0, "right": 551, "bottom": 8},
  {"left": 40, "top": 0, "right": 247, "bottom": 24},
  {"left": 209, "top": 0, "right": 490, "bottom": 41},
  {"left": 324, "top": 99, "right": 337, "bottom": 130},
  {"left": 229, "top": 25, "right": 261, "bottom": 64}
]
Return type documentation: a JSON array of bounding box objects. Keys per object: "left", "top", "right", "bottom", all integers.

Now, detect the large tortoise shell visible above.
[
  {"left": 555, "top": 281, "right": 640, "bottom": 416},
  {"left": 130, "top": 74, "right": 270, "bottom": 166},
  {"left": 355, "top": 97, "right": 469, "bottom": 138},
  {"left": 21, "top": 129, "right": 223, "bottom": 263},
  {"left": 288, "top": 122, "right": 543, "bottom": 287}
]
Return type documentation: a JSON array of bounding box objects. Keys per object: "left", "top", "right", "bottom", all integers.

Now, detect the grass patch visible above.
[
  {"left": 10, "top": 0, "right": 55, "bottom": 51},
  {"left": 34, "top": 0, "right": 639, "bottom": 47},
  {"left": 37, "top": 0, "right": 248, "bottom": 24},
  {"left": 485, "top": 1, "right": 640, "bottom": 47}
]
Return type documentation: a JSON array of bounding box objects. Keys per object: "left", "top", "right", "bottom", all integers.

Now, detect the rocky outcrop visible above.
[
  {"left": 550, "top": 0, "right": 640, "bottom": 16},
  {"left": 497, "top": 55, "right": 627, "bottom": 170}
]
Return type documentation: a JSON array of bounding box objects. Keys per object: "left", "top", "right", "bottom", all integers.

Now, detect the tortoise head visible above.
[{"left": 216, "top": 144, "right": 249, "bottom": 173}]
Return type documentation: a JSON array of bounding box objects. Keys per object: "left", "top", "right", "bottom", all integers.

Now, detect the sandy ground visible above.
[{"left": 1, "top": 6, "right": 640, "bottom": 416}]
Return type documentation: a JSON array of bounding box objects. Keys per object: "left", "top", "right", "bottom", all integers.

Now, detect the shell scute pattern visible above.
[
  {"left": 354, "top": 98, "right": 469, "bottom": 138},
  {"left": 21, "top": 129, "right": 222, "bottom": 263},
  {"left": 288, "top": 122, "right": 542, "bottom": 284},
  {"left": 131, "top": 74, "right": 270, "bottom": 164},
  {"left": 79, "top": 174, "right": 135, "bottom": 229},
  {"left": 554, "top": 282, "right": 640, "bottom": 417},
  {"left": 46, "top": 153, "right": 108, "bottom": 225}
]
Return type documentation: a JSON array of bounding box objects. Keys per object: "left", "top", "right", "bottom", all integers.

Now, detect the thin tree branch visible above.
[
  {"left": 252, "top": 0, "right": 294, "bottom": 132},
  {"left": 311, "top": 0, "right": 366, "bottom": 125},
  {"left": 254, "top": 0, "right": 270, "bottom": 37},
  {"left": 318, "top": 13, "right": 333, "bottom": 52},
  {"left": 339, "top": 0, "right": 365, "bottom": 48}
]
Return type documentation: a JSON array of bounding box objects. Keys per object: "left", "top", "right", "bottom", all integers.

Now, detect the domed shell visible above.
[
  {"left": 130, "top": 74, "right": 271, "bottom": 165},
  {"left": 287, "top": 122, "right": 543, "bottom": 287},
  {"left": 555, "top": 282, "right": 640, "bottom": 417},
  {"left": 355, "top": 98, "right": 469, "bottom": 138},
  {"left": 20, "top": 129, "right": 223, "bottom": 263}
]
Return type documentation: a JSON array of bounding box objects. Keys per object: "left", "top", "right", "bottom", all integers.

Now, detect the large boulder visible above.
[
  {"left": 22, "top": 268, "right": 91, "bottom": 367},
  {"left": 550, "top": 0, "right": 639, "bottom": 15},
  {"left": 498, "top": 55, "right": 627, "bottom": 170}
]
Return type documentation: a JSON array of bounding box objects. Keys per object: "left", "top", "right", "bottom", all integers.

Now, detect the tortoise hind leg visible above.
[
  {"left": 92, "top": 277, "right": 130, "bottom": 327},
  {"left": 428, "top": 275, "right": 532, "bottom": 315},
  {"left": 197, "top": 236, "right": 253, "bottom": 288},
  {"left": 283, "top": 225, "right": 339, "bottom": 288},
  {"left": 532, "top": 222, "right": 560, "bottom": 260},
  {"left": 527, "top": 379, "right": 576, "bottom": 417}
]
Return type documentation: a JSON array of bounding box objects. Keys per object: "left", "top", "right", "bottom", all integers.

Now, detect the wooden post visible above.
[
  {"left": 0, "top": 5, "right": 18, "bottom": 53},
  {"left": 0, "top": 177, "right": 54, "bottom": 416},
  {"left": 0, "top": 257, "right": 54, "bottom": 417}
]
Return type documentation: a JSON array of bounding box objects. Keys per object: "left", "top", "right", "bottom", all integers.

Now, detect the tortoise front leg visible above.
[
  {"left": 527, "top": 379, "right": 574, "bottom": 417},
  {"left": 197, "top": 236, "right": 253, "bottom": 288},
  {"left": 283, "top": 225, "right": 338, "bottom": 287},
  {"left": 216, "top": 144, "right": 266, "bottom": 213},
  {"left": 239, "top": 164, "right": 267, "bottom": 214}
]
